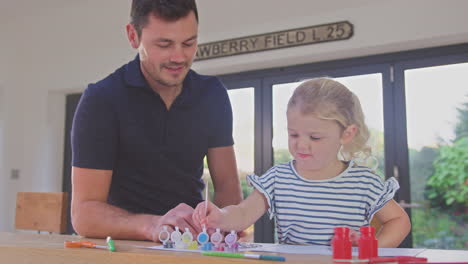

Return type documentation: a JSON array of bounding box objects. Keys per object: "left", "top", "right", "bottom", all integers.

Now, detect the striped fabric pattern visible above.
[{"left": 247, "top": 160, "right": 399, "bottom": 245}]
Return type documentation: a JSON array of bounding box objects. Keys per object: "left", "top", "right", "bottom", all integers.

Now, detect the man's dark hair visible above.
[{"left": 131, "top": 0, "right": 198, "bottom": 37}]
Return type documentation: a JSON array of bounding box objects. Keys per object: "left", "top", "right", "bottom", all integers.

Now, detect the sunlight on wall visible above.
[{"left": 0, "top": 86, "right": 5, "bottom": 230}]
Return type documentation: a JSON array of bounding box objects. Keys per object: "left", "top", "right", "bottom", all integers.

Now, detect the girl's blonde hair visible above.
[{"left": 287, "top": 77, "right": 371, "bottom": 161}]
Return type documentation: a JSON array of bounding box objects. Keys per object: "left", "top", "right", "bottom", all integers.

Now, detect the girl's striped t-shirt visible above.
[{"left": 247, "top": 160, "right": 399, "bottom": 245}]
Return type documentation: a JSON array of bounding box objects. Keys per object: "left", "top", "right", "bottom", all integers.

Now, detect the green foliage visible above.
[
  {"left": 409, "top": 147, "right": 439, "bottom": 202},
  {"left": 417, "top": 100, "right": 468, "bottom": 249},
  {"left": 412, "top": 207, "right": 467, "bottom": 249},
  {"left": 274, "top": 148, "right": 292, "bottom": 165},
  {"left": 368, "top": 128, "right": 385, "bottom": 174},
  {"left": 425, "top": 137, "right": 468, "bottom": 214},
  {"left": 454, "top": 102, "right": 468, "bottom": 141},
  {"left": 203, "top": 169, "right": 254, "bottom": 201},
  {"left": 240, "top": 177, "right": 253, "bottom": 199}
]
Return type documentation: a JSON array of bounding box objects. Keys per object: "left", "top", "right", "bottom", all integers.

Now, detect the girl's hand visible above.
[
  {"left": 330, "top": 228, "right": 360, "bottom": 247},
  {"left": 350, "top": 229, "right": 360, "bottom": 246},
  {"left": 192, "top": 200, "right": 224, "bottom": 230}
]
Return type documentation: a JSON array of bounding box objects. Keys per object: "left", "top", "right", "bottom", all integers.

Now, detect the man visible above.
[{"left": 71, "top": 0, "right": 242, "bottom": 241}]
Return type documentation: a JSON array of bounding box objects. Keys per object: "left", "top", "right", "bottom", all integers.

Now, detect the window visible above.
[
  {"left": 218, "top": 43, "right": 468, "bottom": 248},
  {"left": 403, "top": 62, "right": 468, "bottom": 249},
  {"left": 272, "top": 74, "right": 385, "bottom": 175},
  {"left": 202, "top": 87, "right": 255, "bottom": 242}
]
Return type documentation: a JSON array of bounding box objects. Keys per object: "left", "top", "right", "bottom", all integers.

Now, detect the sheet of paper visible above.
[
  {"left": 378, "top": 247, "right": 426, "bottom": 257},
  {"left": 141, "top": 243, "right": 426, "bottom": 257},
  {"left": 141, "top": 242, "right": 275, "bottom": 253},
  {"left": 242, "top": 244, "right": 333, "bottom": 255},
  {"left": 139, "top": 245, "right": 204, "bottom": 253},
  {"left": 244, "top": 244, "right": 426, "bottom": 257}
]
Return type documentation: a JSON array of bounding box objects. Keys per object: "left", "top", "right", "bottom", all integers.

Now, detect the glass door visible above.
[
  {"left": 216, "top": 44, "right": 468, "bottom": 246},
  {"left": 272, "top": 74, "right": 385, "bottom": 174},
  {"left": 270, "top": 72, "right": 388, "bottom": 243},
  {"left": 399, "top": 62, "right": 468, "bottom": 249},
  {"left": 202, "top": 86, "right": 255, "bottom": 242}
]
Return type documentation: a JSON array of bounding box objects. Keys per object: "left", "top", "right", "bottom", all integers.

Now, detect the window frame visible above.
[{"left": 218, "top": 43, "right": 468, "bottom": 246}]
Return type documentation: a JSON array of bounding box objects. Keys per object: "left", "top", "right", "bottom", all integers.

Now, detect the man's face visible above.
[{"left": 130, "top": 11, "right": 198, "bottom": 90}]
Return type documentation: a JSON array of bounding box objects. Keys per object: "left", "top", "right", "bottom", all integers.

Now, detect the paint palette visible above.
[{"left": 159, "top": 225, "right": 239, "bottom": 252}]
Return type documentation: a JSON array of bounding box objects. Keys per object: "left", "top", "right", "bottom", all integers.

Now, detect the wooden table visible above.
[{"left": 1, "top": 232, "right": 467, "bottom": 263}]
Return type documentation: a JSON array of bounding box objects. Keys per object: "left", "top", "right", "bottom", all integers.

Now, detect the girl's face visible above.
[{"left": 287, "top": 108, "right": 348, "bottom": 174}]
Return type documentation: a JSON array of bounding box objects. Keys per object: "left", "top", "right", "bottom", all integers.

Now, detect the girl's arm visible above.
[
  {"left": 193, "top": 189, "right": 268, "bottom": 232},
  {"left": 374, "top": 199, "right": 411, "bottom": 247}
]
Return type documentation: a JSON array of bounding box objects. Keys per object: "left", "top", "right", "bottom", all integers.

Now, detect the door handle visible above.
[
  {"left": 399, "top": 200, "right": 422, "bottom": 208},
  {"left": 393, "top": 165, "right": 399, "bottom": 180}
]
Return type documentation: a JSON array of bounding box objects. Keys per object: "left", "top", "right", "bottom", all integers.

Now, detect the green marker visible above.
[
  {"left": 106, "top": 236, "right": 116, "bottom": 252},
  {"left": 202, "top": 251, "right": 285, "bottom": 262}
]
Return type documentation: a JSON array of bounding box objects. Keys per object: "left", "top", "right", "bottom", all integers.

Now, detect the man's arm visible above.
[
  {"left": 206, "top": 146, "right": 243, "bottom": 208},
  {"left": 71, "top": 167, "right": 199, "bottom": 241},
  {"left": 71, "top": 167, "right": 156, "bottom": 240}
]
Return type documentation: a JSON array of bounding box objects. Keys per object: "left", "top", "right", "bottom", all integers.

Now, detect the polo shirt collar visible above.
[
  {"left": 124, "top": 54, "right": 198, "bottom": 109},
  {"left": 124, "top": 55, "right": 148, "bottom": 89}
]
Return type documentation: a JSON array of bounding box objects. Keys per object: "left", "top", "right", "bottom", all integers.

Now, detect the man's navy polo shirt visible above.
[{"left": 71, "top": 55, "right": 234, "bottom": 215}]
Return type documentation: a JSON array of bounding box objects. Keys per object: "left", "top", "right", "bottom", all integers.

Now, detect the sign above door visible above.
[{"left": 195, "top": 21, "right": 353, "bottom": 61}]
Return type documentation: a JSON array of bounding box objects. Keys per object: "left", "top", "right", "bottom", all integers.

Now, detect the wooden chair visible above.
[{"left": 15, "top": 192, "right": 68, "bottom": 234}]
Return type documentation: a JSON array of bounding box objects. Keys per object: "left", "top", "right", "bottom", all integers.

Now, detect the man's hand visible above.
[{"left": 148, "top": 203, "right": 201, "bottom": 242}]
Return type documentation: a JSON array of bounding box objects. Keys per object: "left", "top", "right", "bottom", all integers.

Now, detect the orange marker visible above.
[
  {"left": 65, "top": 237, "right": 115, "bottom": 252},
  {"left": 65, "top": 240, "right": 105, "bottom": 249}
]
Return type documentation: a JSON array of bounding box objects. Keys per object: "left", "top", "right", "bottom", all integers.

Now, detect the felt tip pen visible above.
[
  {"left": 202, "top": 251, "right": 286, "bottom": 262},
  {"left": 106, "top": 236, "right": 116, "bottom": 252},
  {"left": 64, "top": 236, "right": 115, "bottom": 252}
]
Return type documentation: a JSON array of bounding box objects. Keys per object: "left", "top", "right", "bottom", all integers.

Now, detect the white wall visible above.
[
  {"left": 0, "top": 0, "right": 467, "bottom": 231},
  {"left": 0, "top": 0, "right": 134, "bottom": 231},
  {"left": 0, "top": 84, "right": 5, "bottom": 229},
  {"left": 195, "top": 0, "right": 468, "bottom": 74}
]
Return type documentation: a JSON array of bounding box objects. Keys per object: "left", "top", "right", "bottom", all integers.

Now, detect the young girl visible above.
[{"left": 193, "top": 78, "right": 411, "bottom": 247}]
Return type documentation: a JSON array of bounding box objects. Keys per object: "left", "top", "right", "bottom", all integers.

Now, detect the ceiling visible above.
[{"left": 1, "top": 0, "right": 376, "bottom": 23}]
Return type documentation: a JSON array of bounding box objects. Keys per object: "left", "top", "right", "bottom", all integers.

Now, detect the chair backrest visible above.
[{"left": 15, "top": 192, "right": 68, "bottom": 234}]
